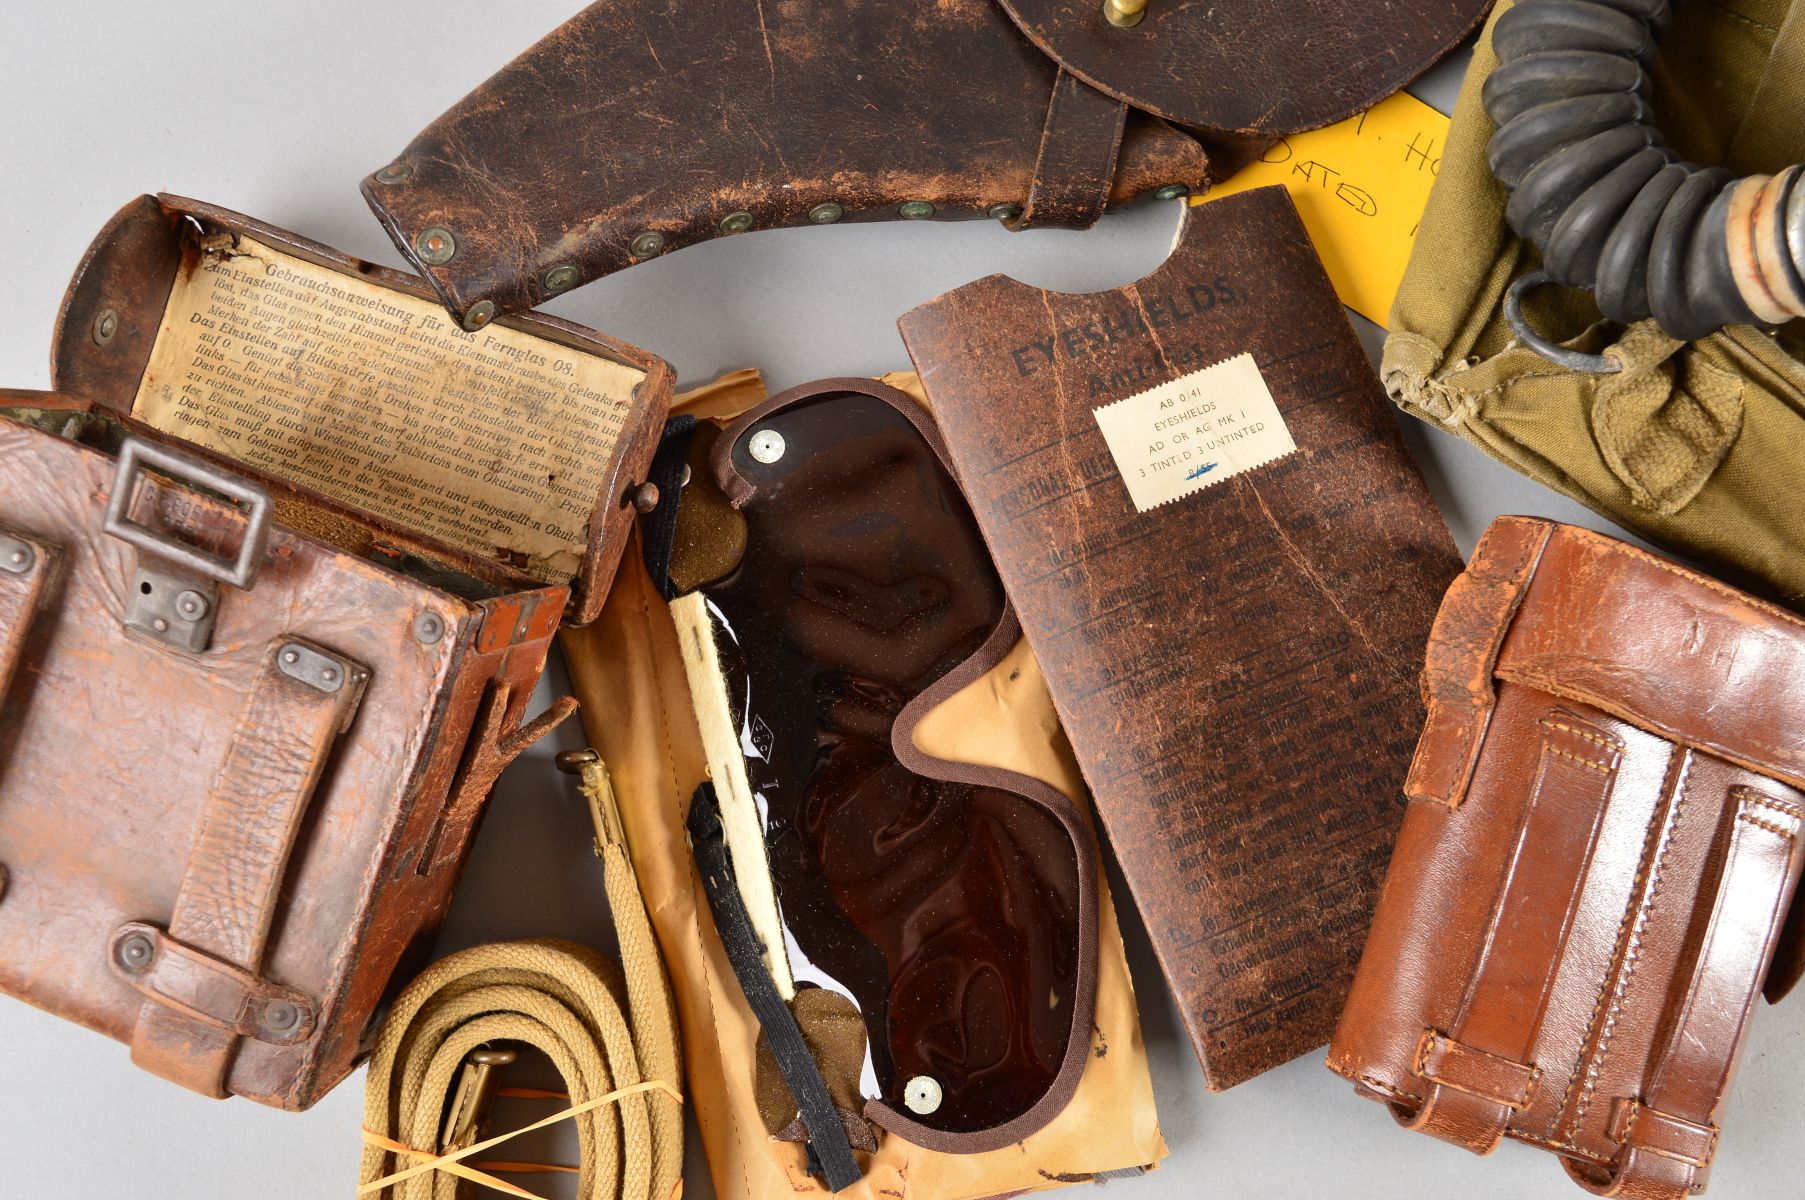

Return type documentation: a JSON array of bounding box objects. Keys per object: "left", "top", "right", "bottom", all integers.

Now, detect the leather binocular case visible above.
[
  {"left": 0, "top": 196, "right": 669, "bottom": 1108},
  {"left": 1329, "top": 516, "right": 1805, "bottom": 1198}
]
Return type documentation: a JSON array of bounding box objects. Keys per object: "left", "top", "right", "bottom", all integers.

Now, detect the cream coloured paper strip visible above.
[
  {"left": 131, "top": 236, "right": 645, "bottom": 579},
  {"left": 1092, "top": 353, "right": 1296, "bottom": 512}
]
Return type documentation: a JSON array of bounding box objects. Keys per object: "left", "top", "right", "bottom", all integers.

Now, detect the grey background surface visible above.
[{"left": 0, "top": 3, "right": 1795, "bottom": 1197}]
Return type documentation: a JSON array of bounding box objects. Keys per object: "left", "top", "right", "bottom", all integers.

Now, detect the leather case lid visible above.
[
  {"left": 995, "top": 0, "right": 1492, "bottom": 136},
  {"left": 49, "top": 195, "right": 673, "bottom": 624},
  {"left": 1328, "top": 518, "right": 1805, "bottom": 1193}
]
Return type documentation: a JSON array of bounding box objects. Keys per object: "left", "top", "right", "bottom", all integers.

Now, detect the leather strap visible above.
[
  {"left": 1403, "top": 715, "right": 1625, "bottom": 1152},
  {"left": 640, "top": 416, "right": 699, "bottom": 602},
  {"left": 360, "top": 756, "right": 683, "bottom": 1200},
  {"left": 424, "top": 682, "right": 577, "bottom": 876},
  {"left": 1571, "top": 788, "right": 1805, "bottom": 1199},
  {"left": 0, "top": 527, "right": 55, "bottom": 907},
  {"left": 122, "top": 637, "right": 367, "bottom": 1096},
  {"left": 688, "top": 782, "right": 862, "bottom": 1193},
  {"left": 1406, "top": 516, "right": 1552, "bottom": 809},
  {"left": 1011, "top": 67, "right": 1127, "bottom": 231},
  {"left": 0, "top": 526, "right": 53, "bottom": 704}
]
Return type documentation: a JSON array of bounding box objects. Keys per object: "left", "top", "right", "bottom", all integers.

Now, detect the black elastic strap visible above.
[
  {"left": 641, "top": 414, "right": 698, "bottom": 601},
  {"left": 686, "top": 783, "right": 864, "bottom": 1191}
]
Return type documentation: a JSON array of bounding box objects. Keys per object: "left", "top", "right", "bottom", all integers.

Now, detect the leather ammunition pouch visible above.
[
  {"left": 1329, "top": 516, "right": 1805, "bottom": 1198},
  {"left": 361, "top": 0, "right": 1489, "bottom": 327}
]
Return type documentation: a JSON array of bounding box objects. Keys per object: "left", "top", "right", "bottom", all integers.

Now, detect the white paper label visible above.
[{"left": 1091, "top": 353, "right": 1296, "bottom": 512}]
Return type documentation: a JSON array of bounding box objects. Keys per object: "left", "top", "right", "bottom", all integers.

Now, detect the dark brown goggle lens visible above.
[{"left": 702, "top": 388, "right": 1087, "bottom": 1136}]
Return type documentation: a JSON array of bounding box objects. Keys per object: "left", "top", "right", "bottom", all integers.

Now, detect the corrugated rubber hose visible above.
[{"left": 1485, "top": 0, "right": 1805, "bottom": 365}]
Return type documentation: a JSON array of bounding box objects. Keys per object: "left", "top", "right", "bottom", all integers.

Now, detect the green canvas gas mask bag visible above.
[{"left": 1384, "top": 0, "right": 1805, "bottom": 605}]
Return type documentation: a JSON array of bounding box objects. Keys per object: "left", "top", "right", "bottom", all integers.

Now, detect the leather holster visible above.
[
  {"left": 1328, "top": 516, "right": 1805, "bottom": 1198},
  {"left": 360, "top": 0, "right": 1489, "bottom": 327}
]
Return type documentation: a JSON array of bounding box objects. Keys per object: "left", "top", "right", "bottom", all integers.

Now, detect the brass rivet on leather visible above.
[
  {"left": 808, "top": 202, "right": 844, "bottom": 225},
  {"left": 899, "top": 200, "right": 937, "bottom": 220},
  {"left": 374, "top": 162, "right": 415, "bottom": 185},
  {"left": 630, "top": 230, "right": 668, "bottom": 258},
  {"left": 988, "top": 203, "right": 1024, "bottom": 221},
  {"left": 1105, "top": 0, "right": 1148, "bottom": 28},
  {"left": 115, "top": 932, "right": 154, "bottom": 974},
  {"left": 92, "top": 308, "right": 119, "bottom": 347},
  {"left": 542, "top": 263, "right": 581, "bottom": 294},
  {"left": 415, "top": 227, "right": 457, "bottom": 266},
  {"left": 462, "top": 301, "right": 498, "bottom": 332},
  {"left": 413, "top": 610, "right": 446, "bottom": 645},
  {"left": 631, "top": 482, "right": 661, "bottom": 513},
  {"left": 720, "top": 211, "right": 755, "bottom": 234}
]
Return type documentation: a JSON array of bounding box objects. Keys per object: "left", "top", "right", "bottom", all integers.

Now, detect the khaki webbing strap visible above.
[
  {"left": 1575, "top": 789, "right": 1805, "bottom": 1199},
  {"left": 359, "top": 757, "right": 684, "bottom": 1200},
  {"left": 1010, "top": 68, "right": 1127, "bottom": 231},
  {"left": 124, "top": 637, "right": 367, "bottom": 1096}
]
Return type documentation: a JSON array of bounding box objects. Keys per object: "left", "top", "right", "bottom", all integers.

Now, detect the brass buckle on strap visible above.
[
  {"left": 556, "top": 747, "right": 625, "bottom": 853},
  {"left": 441, "top": 1045, "right": 519, "bottom": 1153}
]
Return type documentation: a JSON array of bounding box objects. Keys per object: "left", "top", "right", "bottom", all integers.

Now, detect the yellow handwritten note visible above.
[{"left": 1194, "top": 91, "right": 1450, "bottom": 327}]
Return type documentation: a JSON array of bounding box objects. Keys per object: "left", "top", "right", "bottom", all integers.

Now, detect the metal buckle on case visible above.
[{"left": 103, "top": 436, "right": 273, "bottom": 653}]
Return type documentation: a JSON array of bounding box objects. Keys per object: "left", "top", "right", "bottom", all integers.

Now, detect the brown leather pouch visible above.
[
  {"left": 1329, "top": 516, "right": 1805, "bottom": 1198},
  {"left": 0, "top": 196, "right": 669, "bottom": 1108},
  {"left": 359, "top": 0, "right": 1489, "bottom": 327}
]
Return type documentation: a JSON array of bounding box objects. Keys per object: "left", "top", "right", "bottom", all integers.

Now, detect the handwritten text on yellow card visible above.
[{"left": 1195, "top": 91, "right": 1450, "bottom": 327}]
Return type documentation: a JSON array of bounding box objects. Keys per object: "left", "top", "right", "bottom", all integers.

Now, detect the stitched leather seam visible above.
[
  {"left": 1413, "top": 1032, "right": 1541, "bottom": 1108},
  {"left": 1564, "top": 752, "right": 1694, "bottom": 1136},
  {"left": 1342, "top": 1068, "right": 1424, "bottom": 1106},
  {"left": 1618, "top": 1102, "right": 1717, "bottom": 1167},
  {"left": 1738, "top": 813, "right": 1799, "bottom": 838},
  {"left": 1734, "top": 789, "right": 1804, "bottom": 821},
  {"left": 1516, "top": 1134, "right": 1612, "bottom": 1164},
  {"left": 1546, "top": 747, "right": 1616, "bottom": 773},
  {"left": 1539, "top": 720, "right": 1625, "bottom": 755}
]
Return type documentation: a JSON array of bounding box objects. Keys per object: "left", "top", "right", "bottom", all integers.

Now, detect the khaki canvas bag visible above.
[{"left": 1384, "top": 0, "right": 1805, "bottom": 606}]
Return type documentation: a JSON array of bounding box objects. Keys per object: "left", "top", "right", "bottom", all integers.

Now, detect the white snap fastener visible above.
[
  {"left": 903, "top": 1075, "right": 942, "bottom": 1115},
  {"left": 748, "top": 429, "right": 786, "bottom": 464}
]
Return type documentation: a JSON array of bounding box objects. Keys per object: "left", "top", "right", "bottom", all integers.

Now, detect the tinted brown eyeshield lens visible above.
[{"left": 698, "top": 384, "right": 1096, "bottom": 1141}]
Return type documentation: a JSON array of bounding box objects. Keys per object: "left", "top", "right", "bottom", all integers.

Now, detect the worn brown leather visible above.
[
  {"left": 1329, "top": 516, "right": 1805, "bottom": 1199},
  {"left": 51, "top": 196, "right": 672, "bottom": 626},
  {"left": 996, "top": 0, "right": 1493, "bottom": 137},
  {"left": 898, "top": 187, "right": 1463, "bottom": 1090},
  {"left": 360, "top": 0, "right": 1209, "bottom": 326},
  {"left": 362, "top": 0, "right": 1492, "bottom": 326},
  {"left": 0, "top": 197, "right": 669, "bottom": 1108}
]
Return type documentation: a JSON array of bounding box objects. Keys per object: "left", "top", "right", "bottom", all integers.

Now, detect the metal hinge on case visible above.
[{"left": 103, "top": 437, "right": 273, "bottom": 653}]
